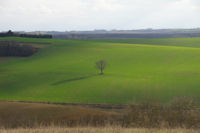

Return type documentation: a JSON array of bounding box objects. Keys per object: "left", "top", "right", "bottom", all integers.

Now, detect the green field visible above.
[
  {"left": 97, "top": 38, "right": 200, "bottom": 48},
  {"left": 0, "top": 37, "right": 200, "bottom": 104}
]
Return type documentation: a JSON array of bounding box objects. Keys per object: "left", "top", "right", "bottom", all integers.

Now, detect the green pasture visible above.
[
  {"left": 0, "top": 37, "right": 200, "bottom": 104},
  {"left": 97, "top": 38, "right": 200, "bottom": 48}
]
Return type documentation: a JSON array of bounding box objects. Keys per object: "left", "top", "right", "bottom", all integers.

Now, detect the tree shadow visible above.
[{"left": 52, "top": 74, "right": 98, "bottom": 86}]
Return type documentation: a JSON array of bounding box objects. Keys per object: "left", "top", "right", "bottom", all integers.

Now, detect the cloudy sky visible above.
[{"left": 0, "top": 0, "right": 200, "bottom": 31}]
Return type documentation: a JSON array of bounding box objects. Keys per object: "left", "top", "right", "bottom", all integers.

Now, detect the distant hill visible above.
[
  {"left": 49, "top": 28, "right": 200, "bottom": 39},
  {"left": 1, "top": 28, "right": 200, "bottom": 39},
  {"left": 0, "top": 30, "right": 52, "bottom": 39},
  {"left": 52, "top": 33, "right": 200, "bottom": 39}
]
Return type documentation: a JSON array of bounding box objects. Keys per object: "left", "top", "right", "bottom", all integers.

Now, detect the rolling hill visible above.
[{"left": 0, "top": 37, "right": 200, "bottom": 104}]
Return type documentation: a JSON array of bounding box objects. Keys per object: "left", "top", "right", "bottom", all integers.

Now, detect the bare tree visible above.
[{"left": 96, "top": 60, "right": 106, "bottom": 75}]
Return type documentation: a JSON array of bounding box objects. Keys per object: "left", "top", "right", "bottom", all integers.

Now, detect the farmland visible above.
[{"left": 0, "top": 37, "right": 200, "bottom": 104}]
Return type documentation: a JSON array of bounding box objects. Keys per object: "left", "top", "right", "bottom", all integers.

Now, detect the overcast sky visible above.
[{"left": 0, "top": 0, "right": 200, "bottom": 31}]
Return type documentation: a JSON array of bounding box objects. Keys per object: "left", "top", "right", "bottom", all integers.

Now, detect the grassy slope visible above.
[
  {"left": 0, "top": 57, "right": 25, "bottom": 64},
  {"left": 97, "top": 38, "right": 200, "bottom": 48},
  {"left": 0, "top": 37, "right": 200, "bottom": 104}
]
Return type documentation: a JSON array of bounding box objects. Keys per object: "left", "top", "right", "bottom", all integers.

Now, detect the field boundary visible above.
[
  {"left": 1, "top": 100, "right": 199, "bottom": 110},
  {"left": 0, "top": 100, "right": 127, "bottom": 110}
]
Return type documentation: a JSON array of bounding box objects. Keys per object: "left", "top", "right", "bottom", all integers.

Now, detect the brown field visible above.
[
  {"left": 0, "top": 100, "right": 199, "bottom": 129},
  {"left": 0, "top": 101, "right": 120, "bottom": 128},
  {"left": 0, "top": 127, "right": 199, "bottom": 133}
]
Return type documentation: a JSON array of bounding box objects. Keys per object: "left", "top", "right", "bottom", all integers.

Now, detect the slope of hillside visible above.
[
  {"left": 0, "top": 37, "right": 200, "bottom": 104},
  {"left": 97, "top": 38, "right": 200, "bottom": 48}
]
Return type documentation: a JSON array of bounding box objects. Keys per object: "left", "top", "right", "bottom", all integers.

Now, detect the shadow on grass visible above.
[{"left": 52, "top": 74, "right": 99, "bottom": 86}]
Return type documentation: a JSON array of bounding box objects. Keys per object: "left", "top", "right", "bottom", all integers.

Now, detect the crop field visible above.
[{"left": 0, "top": 37, "right": 200, "bottom": 104}]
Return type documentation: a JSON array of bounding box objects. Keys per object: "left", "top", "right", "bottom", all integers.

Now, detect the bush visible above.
[{"left": 122, "top": 98, "right": 200, "bottom": 128}]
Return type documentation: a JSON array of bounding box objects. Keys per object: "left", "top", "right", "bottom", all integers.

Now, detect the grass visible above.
[
  {"left": 0, "top": 57, "right": 25, "bottom": 64},
  {"left": 97, "top": 38, "right": 200, "bottom": 48},
  {"left": 0, "top": 37, "right": 200, "bottom": 104},
  {"left": 1, "top": 127, "right": 199, "bottom": 133}
]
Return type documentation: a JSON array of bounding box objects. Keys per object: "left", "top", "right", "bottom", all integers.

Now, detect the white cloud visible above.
[{"left": 0, "top": 0, "right": 199, "bottom": 31}]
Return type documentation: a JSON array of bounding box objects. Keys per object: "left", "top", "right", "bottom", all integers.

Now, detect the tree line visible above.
[
  {"left": 0, "top": 30, "right": 52, "bottom": 39},
  {"left": 0, "top": 41, "right": 38, "bottom": 57}
]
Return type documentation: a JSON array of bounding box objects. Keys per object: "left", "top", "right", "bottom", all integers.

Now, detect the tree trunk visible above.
[{"left": 100, "top": 67, "right": 103, "bottom": 74}]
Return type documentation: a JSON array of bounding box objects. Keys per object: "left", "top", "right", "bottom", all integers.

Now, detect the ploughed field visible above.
[{"left": 0, "top": 37, "right": 200, "bottom": 104}]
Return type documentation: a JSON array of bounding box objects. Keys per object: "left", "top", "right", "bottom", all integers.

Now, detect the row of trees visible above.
[
  {"left": 0, "top": 41, "right": 38, "bottom": 57},
  {"left": 19, "top": 34, "right": 52, "bottom": 38},
  {"left": 0, "top": 30, "right": 52, "bottom": 39},
  {"left": 0, "top": 30, "right": 14, "bottom": 37}
]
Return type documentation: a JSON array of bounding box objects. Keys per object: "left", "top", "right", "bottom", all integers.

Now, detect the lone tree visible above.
[{"left": 96, "top": 60, "right": 106, "bottom": 75}]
